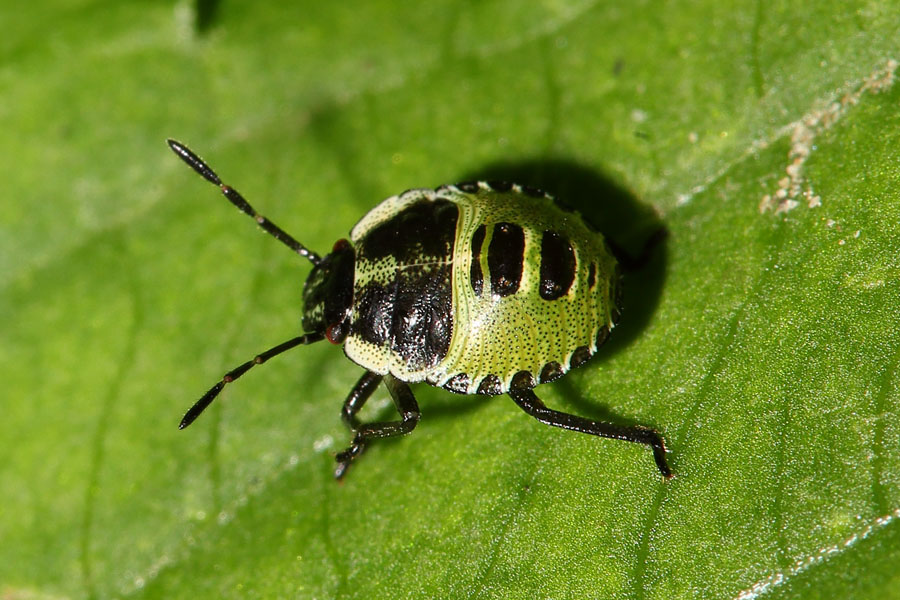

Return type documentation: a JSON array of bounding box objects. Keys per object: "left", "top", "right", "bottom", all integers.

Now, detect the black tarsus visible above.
[
  {"left": 334, "top": 373, "right": 420, "bottom": 480},
  {"left": 606, "top": 227, "right": 668, "bottom": 272},
  {"left": 179, "top": 332, "right": 325, "bottom": 429},
  {"left": 166, "top": 138, "right": 322, "bottom": 265},
  {"left": 194, "top": 0, "right": 220, "bottom": 34},
  {"left": 508, "top": 388, "right": 673, "bottom": 479}
]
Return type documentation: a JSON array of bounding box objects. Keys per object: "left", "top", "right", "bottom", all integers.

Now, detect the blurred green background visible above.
[{"left": 3, "top": 1, "right": 900, "bottom": 598}]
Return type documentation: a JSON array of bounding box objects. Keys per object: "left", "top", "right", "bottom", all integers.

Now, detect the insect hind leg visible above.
[{"left": 508, "top": 388, "right": 672, "bottom": 479}]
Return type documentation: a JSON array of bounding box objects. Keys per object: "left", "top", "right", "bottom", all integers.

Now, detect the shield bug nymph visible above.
[{"left": 168, "top": 139, "right": 672, "bottom": 480}]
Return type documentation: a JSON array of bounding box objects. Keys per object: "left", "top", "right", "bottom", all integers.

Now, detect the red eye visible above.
[
  {"left": 326, "top": 322, "right": 344, "bottom": 344},
  {"left": 333, "top": 238, "right": 351, "bottom": 252}
]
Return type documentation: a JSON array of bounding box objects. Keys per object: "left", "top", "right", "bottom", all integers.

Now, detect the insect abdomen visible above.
[{"left": 432, "top": 183, "right": 618, "bottom": 395}]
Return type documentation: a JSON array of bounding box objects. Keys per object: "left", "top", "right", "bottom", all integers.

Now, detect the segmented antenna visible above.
[
  {"left": 179, "top": 332, "right": 325, "bottom": 429},
  {"left": 167, "top": 139, "right": 322, "bottom": 265}
]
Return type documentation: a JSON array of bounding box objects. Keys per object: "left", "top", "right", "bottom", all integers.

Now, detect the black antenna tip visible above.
[
  {"left": 178, "top": 381, "right": 224, "bottom": 429},
  {"left": 178, "top": 405, "right": 202, "bottom": 429},
  {"left": 178, "top": 406, "right": 202, "bottom": 430},
  {"left": 166, "top": 138, "right": 222, "bottom": 186}
]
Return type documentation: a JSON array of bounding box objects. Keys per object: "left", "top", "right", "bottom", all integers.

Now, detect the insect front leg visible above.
[{"left": 335, "top": 373, "right": 420, "bottom": 479}]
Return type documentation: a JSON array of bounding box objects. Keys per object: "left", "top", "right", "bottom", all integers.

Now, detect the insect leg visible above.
[
  {"left": 335, "top": 374, "right": 420, "bottom": 480},
  {"left": 605, "top": 227, "right": 668, "bottom": 272},
  {"left": 340, "top": 371, "right": 383, "bottom": 432},
  {"left": 508, "top": 389, "right": 672, "bottom": 479}
]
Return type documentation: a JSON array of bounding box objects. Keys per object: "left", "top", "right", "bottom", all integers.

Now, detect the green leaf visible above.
[{"left": 3, "top": 1, "right": 900, "bottom": 598}]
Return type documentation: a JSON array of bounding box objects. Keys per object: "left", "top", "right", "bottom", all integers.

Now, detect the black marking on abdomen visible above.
[
  {"left": 476, "top": 374, "right": 503, "bottom": 395},
  {"left": 510, "top": 370, "right": 535, "bottom": 390},
  {"left": 595, "top": 325, "right": 610, "bottom": 348},
  {"left": 569, "top": 346, "right": 593, "bottom": 369},
  {"left": 488, "top": 222, "right": 525, "bottom": 297},
  {"left": 470, "top": 224, "right": 486, "bottom": 296},
  {"left": 539, "top": 231, "right": 577, "bottom": 300},
  {"left": 455, "top": 181, "right": 480, "bottom": 194},
  {"left": 588, "top": 262, "right": 597, "bottom": 289},
  {"left": 356, "top": 198, "right": 458, "bottom": 264},
  {"left": 539, "top": 362, "right": 564, "bottom": 383},
  {"left": 520, "top": 185, "right": 546, "bottom": 198},
  {"left": 443, "top": 372, "right": 470, "bottom": 394},
  {"left": 486, "top": 181, "right": 512, "bottom": 192}
]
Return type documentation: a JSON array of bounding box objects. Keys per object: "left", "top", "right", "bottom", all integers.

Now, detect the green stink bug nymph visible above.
[{"left": 168, "top": 139, "right": 672, "bottom": 480}]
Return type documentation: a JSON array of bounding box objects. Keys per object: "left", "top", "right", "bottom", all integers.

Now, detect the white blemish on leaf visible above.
[
  {"left": 173, "top": 0, "right": 194, "bottom": 43},
  {"left": 774, "top": 199, "right": 798, "bottom": 214},
  {"left": 313, "top": 434, "right": 334, "bottom": 453},
  {"left": 760, "top": 59, "right": 898, "bottom": 214}
]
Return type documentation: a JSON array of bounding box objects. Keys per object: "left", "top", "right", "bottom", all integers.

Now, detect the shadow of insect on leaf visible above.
[{"left": 193, "top": 0, "right": 221, "bottom": 34}]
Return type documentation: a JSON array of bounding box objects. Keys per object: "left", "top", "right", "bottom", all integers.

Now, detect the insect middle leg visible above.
[
  {"left": 335, "top": 372, "right": 420, "bottom": 479},
  {"left": 508, "top": 388, "right": 672, "bottom": 478}
]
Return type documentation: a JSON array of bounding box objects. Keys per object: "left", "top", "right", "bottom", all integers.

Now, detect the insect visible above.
[{"left": 167, "top": 139, "right": 672, "bottom": 479}]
